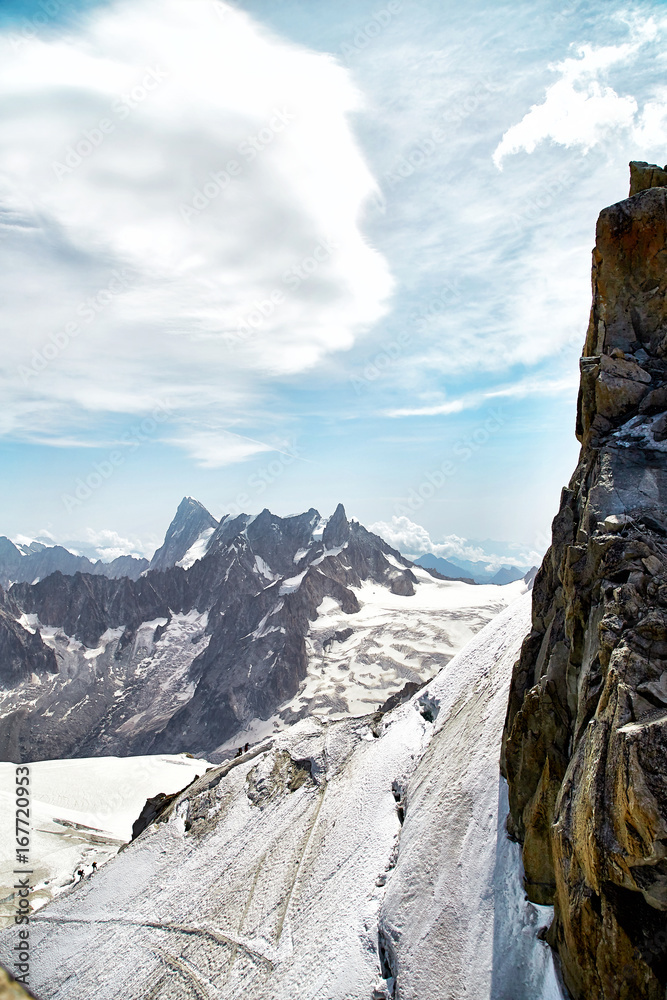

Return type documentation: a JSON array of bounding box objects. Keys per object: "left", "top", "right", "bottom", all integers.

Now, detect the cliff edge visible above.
[{"left": 501, "top": 161, "right": 667, "bottom": 1000}]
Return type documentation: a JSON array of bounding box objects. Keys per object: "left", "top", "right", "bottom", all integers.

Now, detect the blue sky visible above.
[{"left": 1, "top": 0, "right": 666, "bottom": 568}]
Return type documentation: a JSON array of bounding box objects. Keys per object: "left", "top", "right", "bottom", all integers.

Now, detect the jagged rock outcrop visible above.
[
  {"left": 0, "top": 585, "right": 57, "bottom": 687},
  {"left": 630, "top": 160, "right": 667, "bottom": 197},
  {"left": 502, "top": 164, "right": 667, "bottom": 999}
]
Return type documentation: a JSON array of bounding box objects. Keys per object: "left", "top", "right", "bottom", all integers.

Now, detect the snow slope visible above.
[
  {"left": 379, "top": 593, "right": 563, "bottom": 999},
  {"left": 0, "top": 590, "right": 563, "bottom": 1000},
  {"left": 0, "top": 754, "right": 209, "bottom": 927}
]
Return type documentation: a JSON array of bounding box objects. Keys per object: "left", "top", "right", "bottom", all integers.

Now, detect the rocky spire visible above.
[
  {"left": 501, "top": 164, "right": 667, "bottom": 999},
  {"left": 149, "top": 497, "right": 218, "bottom": 572}
]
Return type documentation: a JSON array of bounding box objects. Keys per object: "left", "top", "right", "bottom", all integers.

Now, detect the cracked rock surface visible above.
[{"left": 502, "top": 163, "right": 667, "bottom": 1000}]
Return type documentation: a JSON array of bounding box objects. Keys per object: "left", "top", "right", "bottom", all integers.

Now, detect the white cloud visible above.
[
  {"left": 493, "top": 20, "right": 658, "bottom": 168},
  {"left": 165, "top": 429, "right": 275, "bottom": 469},
  {"left": 84, "top": 527, "right": 149, "bottom": 560},
  {"left": 12, "top": 530, "right": 56, "bottom": 547},
  {"left": 370, "top": 515, "right": 543, "bottom": 571},
  {"left": 632, "top": 89, "right": 667, "bottom": 149},
  {"left": 0, "top": 0, "right": 392, "bottom": 461}
]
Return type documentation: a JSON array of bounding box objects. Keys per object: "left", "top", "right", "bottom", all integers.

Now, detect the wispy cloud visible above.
[
  {"left": 384, "top": 373, "right": 579, "bottom": 419},
  {"left": 165, "top": 429, "right": 276, "bottom": 469}
]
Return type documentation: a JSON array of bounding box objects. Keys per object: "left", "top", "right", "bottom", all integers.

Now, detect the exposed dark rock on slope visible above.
[
  {"left": 0, "top": 505, "right": 426, "bottom": 763},
  {"left": 0, "top": 585, "right": 57, "bottom": 687},
  {"left": 502, "top": 162, "right": 667, "bottom": 1000}
]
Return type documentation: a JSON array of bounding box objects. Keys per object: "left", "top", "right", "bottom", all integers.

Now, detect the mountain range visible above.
[
  {"left": 0, "top": 498, "right": 534, "bottom": 590},
  {"left": 414, "top": 552, "right": 533, "bottom": 585},
  {"left": 0, "top": 536, "right": 148, "bottom": 589},
  {"left": 0, "top": 501, "right": 522, "bottom": 764}
]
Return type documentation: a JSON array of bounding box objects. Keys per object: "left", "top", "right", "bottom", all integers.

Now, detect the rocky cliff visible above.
[{"left": 501, "top": 161, "right": 667, "bottom": 999}]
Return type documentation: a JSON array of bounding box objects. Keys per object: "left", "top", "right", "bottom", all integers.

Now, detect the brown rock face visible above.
[
  {"left": 502, "top": 164, "right": 667, "bottom": 1000},
  {"left": 0, "top": 966, "right": 36, "bottom": 998},
  {"left": 630, "top": 160, "right": 667, "bottom": 197}
]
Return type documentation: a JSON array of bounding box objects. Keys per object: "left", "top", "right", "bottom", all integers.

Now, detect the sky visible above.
[{"left": 1, "top": 0, "right": 667, "bottom": 570}]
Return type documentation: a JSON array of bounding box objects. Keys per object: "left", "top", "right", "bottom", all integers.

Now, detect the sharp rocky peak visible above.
[{"left": 149, "top": 496, "right": 219, "bottom": 572}]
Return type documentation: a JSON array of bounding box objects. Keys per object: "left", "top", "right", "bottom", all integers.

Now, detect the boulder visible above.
[{"left": 629, "top": 160, "right": 667, "bottom": 196}]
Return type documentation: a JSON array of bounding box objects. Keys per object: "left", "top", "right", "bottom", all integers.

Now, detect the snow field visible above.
[
  {"left": 1, "top": 589, "right": 563, "bottom": 1000},
  {"left": 290, "top": 575, "right": 525, "bottom": 722},
  {"left": 0, "top": 753, "right": 210, "bottom": 927}
]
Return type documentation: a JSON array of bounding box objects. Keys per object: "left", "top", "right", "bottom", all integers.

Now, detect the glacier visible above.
[{"left": 0, "top": 589, "right": 565, "bottom": 999}]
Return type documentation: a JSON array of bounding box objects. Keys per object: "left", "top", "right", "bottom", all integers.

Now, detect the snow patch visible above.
[
  {"left": 311, "top": 517, "right": 327, "bottom": 541},
  {"left": 255, "top": 554, "right": 278, "bottom": 581},
  {"left": 175, "top": 526, "right": 215, "bottom": 569},
  {"left": 18, "top": 613, "right": 38, "bottom": 634},
  {"left": 279, "top": 570, "right": 308, "bottom": 595},
  {"left": 310, "top": 543, "right": 346, "bottom": 566}
]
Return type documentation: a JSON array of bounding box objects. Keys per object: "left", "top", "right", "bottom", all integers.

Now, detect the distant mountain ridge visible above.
[
  {"left": 0, "top": 535, "right": 148, "bottom": 589},
  {"left": 414, "top": 552, "right": 527, "bottom": 585}
]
